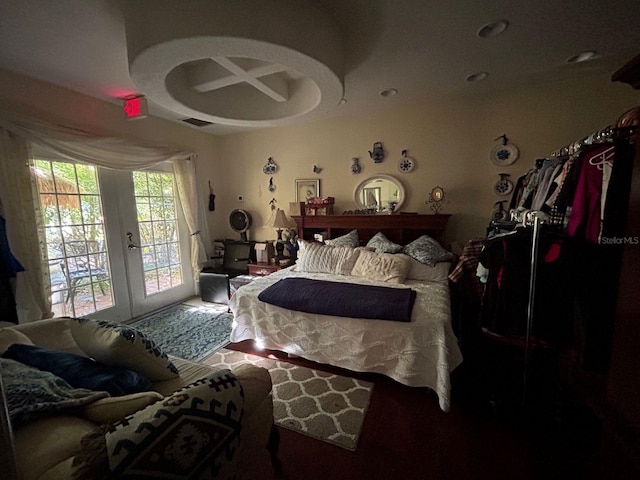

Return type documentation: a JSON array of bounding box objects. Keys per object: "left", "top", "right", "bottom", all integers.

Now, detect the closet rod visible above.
[{"left": 551, "top": 124, "right": 637, "bottom": 158}]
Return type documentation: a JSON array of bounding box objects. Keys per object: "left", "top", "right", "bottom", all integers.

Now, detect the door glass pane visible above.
[
  {"left": 33, "top": 160, "right": 113, "bottom": 317},
  {"left": 132, "top": 171, "right": 183, "bottom": 296}
]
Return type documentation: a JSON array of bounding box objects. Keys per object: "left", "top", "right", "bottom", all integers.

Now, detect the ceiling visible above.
[{"left": 1, "top": 0, "right": 639, "bottom": 136}]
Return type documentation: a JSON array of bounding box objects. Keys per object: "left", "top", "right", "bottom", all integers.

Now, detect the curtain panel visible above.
[{"left": 0, "top": 110, "right": 206, "bottom": 321}]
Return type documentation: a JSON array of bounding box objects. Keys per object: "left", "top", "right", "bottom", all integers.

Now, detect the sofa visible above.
[{"left": 0, "top": 317, "right": 276, "bottom": 479}]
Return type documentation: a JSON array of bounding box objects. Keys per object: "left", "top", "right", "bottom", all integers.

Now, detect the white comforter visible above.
[{"left": 229, "top": 266, "right": 463, "bottom": 412}]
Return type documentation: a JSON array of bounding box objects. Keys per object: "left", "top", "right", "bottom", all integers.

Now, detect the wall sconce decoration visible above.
[
  {"left": 368, "top": 141, "right": 385, "bottom": 163},
  {"left": 427, "top": 186, "right": 445, "bottom": 214},
  {"left": 263, "top": 157, "right": 278, "bottom": 174},
  {"left": 268, "top": 177, "right": 276, "bottom": 192}
]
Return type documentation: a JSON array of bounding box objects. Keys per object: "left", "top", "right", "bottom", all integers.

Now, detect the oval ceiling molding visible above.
[{"left": 123, "top": 0, "right": 344, "bottom": 127}]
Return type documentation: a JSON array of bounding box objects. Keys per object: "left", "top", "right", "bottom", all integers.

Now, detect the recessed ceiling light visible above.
[
  {"left": 565, "top": 51, "right": 599, "bottom": 64},
  {"left": 466, "top": 72, "right": 488, "bottom": 82},
  {"left": 379, "top": 88, "right": 398, "bottom": 97},
  {"left": 477, "top": 19, "right": 510, "bottom": 38}
]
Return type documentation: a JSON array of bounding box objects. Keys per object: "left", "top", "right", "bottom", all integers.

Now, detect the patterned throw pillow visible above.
[
  {"left": 69, "top": 318, "right": 179, "bottom": 382},
  {"left": 324, "top": 229, "right": 359, "bottom": 247},
  {"left": 402, "top": 235, "right": 454, "bottom": 267},
  {"left": 366, "top": 232, "right": 403, "bottom": 253},
  {"left": 350, "top": 250, "right": 410, "bottom": 284},
  {"left": 72, "top": 369, "right": 244, "bottom": 480}
]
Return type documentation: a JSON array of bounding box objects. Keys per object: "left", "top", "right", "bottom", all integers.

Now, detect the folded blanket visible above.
[
  {"left": 258, "top": 277, "right": 416, "bottom": 322},
  {"left": 0, "top": 358, "right": 109, "bottom": 427}
]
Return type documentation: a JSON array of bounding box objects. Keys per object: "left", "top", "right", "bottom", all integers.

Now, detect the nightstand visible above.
[{"left": 248, "top": 263, "right": 282, "bottom": 277}]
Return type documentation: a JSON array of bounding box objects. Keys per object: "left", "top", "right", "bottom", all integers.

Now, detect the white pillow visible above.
[
  {"left": 402, "top": 255, "right": 451, "bottom": 283},
  {"left": 350, "top": 250, "right": 410, "bottom": 284},
  {"left": 69, "top": 318, "right": 179, "bottom": 382},
  {"left": 296, "top": 240, "right": 363, "bottom": 275}
]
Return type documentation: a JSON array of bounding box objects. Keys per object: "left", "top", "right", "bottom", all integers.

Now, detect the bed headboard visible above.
[{"left": 292, "top": 214, "right": 451, "bottom": 246}]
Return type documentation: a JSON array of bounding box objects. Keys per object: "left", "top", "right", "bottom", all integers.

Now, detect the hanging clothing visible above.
[{"left": 0, "top": 215, "right": 24, "bottom": 324}]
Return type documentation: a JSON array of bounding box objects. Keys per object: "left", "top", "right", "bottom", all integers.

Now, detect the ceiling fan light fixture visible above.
[
  {"left": 466, "top": 72, "right": 488, "bottom": 82},
  {"left": 477, "top": 19, "right": 510, "bottom": 38},
  {"left": 565, "top": 51, "right": 599, "bottom": 64}
]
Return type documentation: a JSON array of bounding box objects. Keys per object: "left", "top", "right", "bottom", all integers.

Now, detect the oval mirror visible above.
[{"left": 354, "top": 174, "right": 406, "bottom": 213}]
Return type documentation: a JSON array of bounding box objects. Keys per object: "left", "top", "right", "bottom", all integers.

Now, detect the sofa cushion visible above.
[
  {"left": 81, "top": 391, "right": 163, "bottom": 424},
  {"left": 69, "top": 317, "right": 179, "bottom": 381},
  {"left": 0, "top": 328, "right": 33, "bottom": 354},
  {"left": 72, "top": 369, "right": 244, "bottom": 480},
  {"left": 2, "top": 344, "right": 153, "bottom": 396},
  {"left": 0, "top": 358, "right": 109, "bottom": 427}
]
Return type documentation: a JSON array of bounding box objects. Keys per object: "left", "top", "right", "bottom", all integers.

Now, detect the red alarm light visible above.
[{"left": 123, "top": 96, "right": 148, "bottom": 120}]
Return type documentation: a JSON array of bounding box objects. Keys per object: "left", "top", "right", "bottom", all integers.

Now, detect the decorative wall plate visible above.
[
  {"left": 398, "top": 150, "right": 415, "bottom": 173},
  {"left": 493, "top": 173, "right": 514, "bottom": 196},
  {"left": 490, "top": 143, "right": 519, "bottom": 166},
  {"left": 263, "top": 157, "right": 277, "bottom": 174}
]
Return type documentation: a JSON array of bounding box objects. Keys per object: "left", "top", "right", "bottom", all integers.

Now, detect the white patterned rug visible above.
[
  {"left": 202, "top": 349, "right": 374, "bottom": 451},
  {"left": 130, "top": 303, "right": 232, "bottom": 362}
]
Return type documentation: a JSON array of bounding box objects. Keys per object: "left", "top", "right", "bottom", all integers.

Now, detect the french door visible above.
[{"left": 35, "top": 159, "right": 194, "bottom": 322}]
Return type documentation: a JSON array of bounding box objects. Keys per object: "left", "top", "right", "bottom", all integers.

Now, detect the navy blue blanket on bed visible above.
[{"left": 257, "top": 277, "right": 417, "bottom": 322}]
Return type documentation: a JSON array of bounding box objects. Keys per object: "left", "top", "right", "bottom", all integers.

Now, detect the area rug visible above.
[
  {"left": 129, "top": 303, "right": 233, "bottom": 361},
  {"left": 202, "top": 348, "right": 374, "bottom": 451}
]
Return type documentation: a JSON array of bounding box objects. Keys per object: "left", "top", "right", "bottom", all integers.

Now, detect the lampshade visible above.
[{"left": 266, "top": 209, "right": 290, "bottom": 229}]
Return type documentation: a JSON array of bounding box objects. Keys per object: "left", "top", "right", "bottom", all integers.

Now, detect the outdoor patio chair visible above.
[{"left": 60, "top": 240, "right": 109, "bottom": 303}]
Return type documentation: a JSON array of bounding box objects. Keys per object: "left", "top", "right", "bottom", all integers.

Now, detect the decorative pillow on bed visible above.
[
  {"left": 324, "top": 229, "right": 359, "bottom": 247},
  {"left": 366, "top": 232, "right": 403, "bottom": 254},
  {"left": 0, "top": 328, "right": 33, "bottom": 354},
  {"left": 69, "top": 318, "right": 179, "bottom": 382},
  {"left": 72, "top": 369, "right": 244, "bottom": 480},
  {"left": 350, "top": 250, "right": 410, "bottom": 284},
  {"left": 403, "top": 235, "right": 454, "bottom": 266},
  {"left": 2, "top": 344, "right": 153, "bottom": 396},
  {"left": 403, "top": 255, "right": 451, "bottom": 283},
  {"left": 296, "top": 240, "right": 364, "bottom": 275}
]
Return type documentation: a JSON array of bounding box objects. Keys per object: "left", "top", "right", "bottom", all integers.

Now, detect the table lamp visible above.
[{"left": 267, "top": 208, "right": 290, "bottom": 258}]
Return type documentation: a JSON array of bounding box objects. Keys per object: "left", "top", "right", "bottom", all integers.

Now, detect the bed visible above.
[{"left": 229, "top": 214, "right": 463, "bottom": 412}]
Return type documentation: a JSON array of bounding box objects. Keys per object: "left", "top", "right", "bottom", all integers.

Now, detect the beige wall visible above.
[
  {"left": 0, "top": 66, "right": 637, "bottom": 249},
  {"left": 209, "top": 73, "right": 638, "bottom": 246}
]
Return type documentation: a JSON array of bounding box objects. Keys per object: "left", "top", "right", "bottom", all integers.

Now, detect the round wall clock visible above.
[{"left": 397, "top": 150, "right": 415, "bottom": 173}]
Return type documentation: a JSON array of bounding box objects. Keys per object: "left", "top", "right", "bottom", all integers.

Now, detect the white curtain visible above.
[
  {"left": 0, "top": 129, "right": 49, "bottom": 321},
  {"left": 174, "top": 156, "right": 209, "bottom": 287},
  {"left": 0, "top": 109, "right": 205, "bottom": 321}
]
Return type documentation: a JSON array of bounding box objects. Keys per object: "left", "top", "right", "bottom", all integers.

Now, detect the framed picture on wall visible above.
[{"left": 295, "top": 179, "right": 320, "bottom": 202}]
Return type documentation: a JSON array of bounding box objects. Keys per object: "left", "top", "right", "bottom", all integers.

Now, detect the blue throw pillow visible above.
[{"left": 1, "top": 344, "right": 152, "bottom": 396}]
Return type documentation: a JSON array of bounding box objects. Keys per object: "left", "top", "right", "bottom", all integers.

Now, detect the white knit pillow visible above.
[
  {"left": 296, "top": 240, "right": 362, "bottom": 275},
  {"left": 350, "top": 250, "right": 410, "bottom": 284}
]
